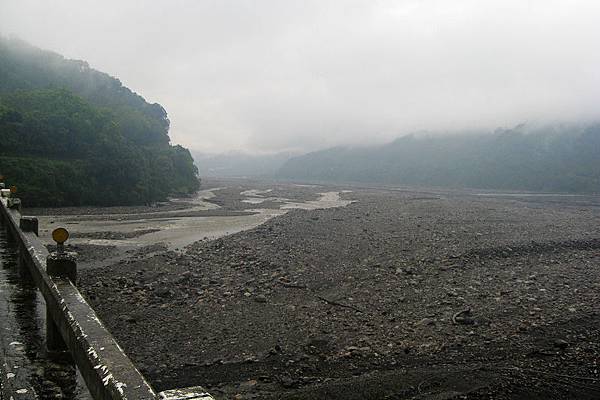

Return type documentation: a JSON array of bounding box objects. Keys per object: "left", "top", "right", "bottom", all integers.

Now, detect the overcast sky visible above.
[{"left": 1, "top": 0, "right": 600, "bottom": 154}]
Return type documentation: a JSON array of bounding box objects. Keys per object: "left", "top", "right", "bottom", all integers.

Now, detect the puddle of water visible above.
[
  {"left": 281, "top": 192, "right": 353, "bottom": 210},
  {"left": 241, "top": 197, "right": 287, "bottom": 204},
  {"left": 0, "top": 224, "right": 92, "bottom": 399},
  {"left": 242, "top": 198, "right": 268, "bottom": 204},
  {"left": 240, "top": 189, "right": 273, "bottom": 197}
]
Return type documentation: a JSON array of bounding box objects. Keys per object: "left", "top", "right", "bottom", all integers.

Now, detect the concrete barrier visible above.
[{"left": 0, "top": 194, "right": 214, "bottom": 400}]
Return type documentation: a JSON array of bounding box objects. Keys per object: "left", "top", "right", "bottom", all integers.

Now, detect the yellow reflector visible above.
[
  {"left": 52, "top": 228, "right": 69, "bottom": 245},
  {"left": 10, "top": 186, "right": 17, "bottom": 194}
]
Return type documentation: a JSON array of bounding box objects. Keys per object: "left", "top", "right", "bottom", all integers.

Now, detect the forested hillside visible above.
[
  {"left": 278, "top": 124, "right": 600, "bottom": 193},
  {"left": 0, "top": 37, "right": 199, "bottom": 206}
]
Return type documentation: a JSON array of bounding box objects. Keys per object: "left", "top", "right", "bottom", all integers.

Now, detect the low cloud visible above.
[{"left": 2, "top": 0, "right": 600, "bottom": 153}]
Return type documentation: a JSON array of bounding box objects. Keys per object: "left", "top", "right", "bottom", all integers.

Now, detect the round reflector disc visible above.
[{"left": 52, "top": 228, "right": 69, "bottom": 245}]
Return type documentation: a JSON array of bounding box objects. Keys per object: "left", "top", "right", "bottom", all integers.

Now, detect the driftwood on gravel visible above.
[
  {"left": 277, "top": 280, "right": 363, "bottom": 313},
  {"left": 452, "top": 308, "right": 474, "bottom": 325},
  {"left": 315, "top": 295, "right": 364, "bottom": 313},
  {"left": 276, "top": 281, "right": 308, "bottom": 289},
  {"left": 276, "top": 279, "right": 364, "bottom": 313}
]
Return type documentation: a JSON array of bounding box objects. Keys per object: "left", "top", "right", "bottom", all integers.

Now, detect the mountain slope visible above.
[
  {"left": 0, "top": 37, "right": 199, "bottom": 206},
  {"left": 277, "top": 124, "right": 600, "bottom": 193}
]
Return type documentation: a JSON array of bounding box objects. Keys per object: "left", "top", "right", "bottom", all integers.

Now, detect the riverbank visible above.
[{"left": 63, "top": 179, "right": 600, "bottom": 399}]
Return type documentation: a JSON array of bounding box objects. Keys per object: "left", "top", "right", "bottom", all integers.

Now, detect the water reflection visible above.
[{"left": 0, "top": 224, "right": 91, "bottom": 399}]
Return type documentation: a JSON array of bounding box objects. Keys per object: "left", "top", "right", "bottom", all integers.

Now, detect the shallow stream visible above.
[{"left": 36, "top": 187, "right": 353, "bottom": 252}]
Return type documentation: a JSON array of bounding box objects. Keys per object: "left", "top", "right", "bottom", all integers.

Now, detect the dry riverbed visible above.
[{"left": 29, "top": 179, "right": 600, "bottom": 399}]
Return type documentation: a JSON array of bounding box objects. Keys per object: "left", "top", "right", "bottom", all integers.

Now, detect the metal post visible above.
[
  {"left": 7, "top": 198, "right": 21, "bottom": 212},
  {"left": 46, "top": 251, "right": 77, "bottom": 358},
  {"left": 19, "top": 216, "right": 39, "bottom": 236}
]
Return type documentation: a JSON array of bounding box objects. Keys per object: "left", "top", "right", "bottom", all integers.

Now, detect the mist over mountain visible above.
[
  {"left": 193, "top": 151, "right": 297, "bottom": 178},
  {"left": 4, "top": 1, "right": 600, "bottom": 154},
  {"left": 0, "top": 37, "right": 199, "bottom": 206},
  {"left": 277, "top": 123, "right": 600, "bottom": 193}
]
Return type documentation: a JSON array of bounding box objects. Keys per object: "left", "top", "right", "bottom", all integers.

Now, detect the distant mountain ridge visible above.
[
  {"left": 193, "top": 151, "right": 297, "bottom": 178},
  {"left": 277, "top": 124, "right": 600, "bottom": 193},
  {"left": 0, "top": 37, "right": 199, "bottom": 206}
]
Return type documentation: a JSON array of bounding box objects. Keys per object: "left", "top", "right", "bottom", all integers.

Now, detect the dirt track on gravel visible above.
[{"left": 72, "top": 180, "right": 600, "bottom": 399}]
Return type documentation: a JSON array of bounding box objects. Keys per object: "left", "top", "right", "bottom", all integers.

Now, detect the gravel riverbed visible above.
[{"left": 51, "top": 180, "right": 600, "bottom": 399}]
